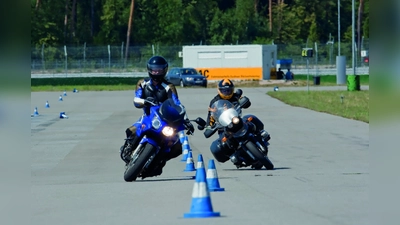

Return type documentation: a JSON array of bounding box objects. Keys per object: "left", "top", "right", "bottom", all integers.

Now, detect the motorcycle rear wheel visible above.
[
  {"left": 245, "top": 141, "right": 274, "bottom": 170},
  {"left": 124, "top": 143, "right": 156, "bottom": 182}
]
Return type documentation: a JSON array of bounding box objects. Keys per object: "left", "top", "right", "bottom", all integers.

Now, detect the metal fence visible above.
[{"left": 31, "top": 41, "right": 369, "bottom": 76}]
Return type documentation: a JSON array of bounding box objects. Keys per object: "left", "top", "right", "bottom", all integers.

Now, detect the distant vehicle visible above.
[
  {"left": 166, "top": 67, "right": 207, "bottom": 88},
  {"left": 363, "top": 56, "right": 369, "bottom": 66}
]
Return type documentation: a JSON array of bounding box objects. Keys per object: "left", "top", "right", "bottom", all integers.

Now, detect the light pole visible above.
[
  {"left": 338, "top": 0, "right": 341, "bottom": 55},
  {"left": 352, "top": 0, "right": 356, "bottom": 76},
  {"left": 336, "top": 0, "right": 346, "bottom": 85}
]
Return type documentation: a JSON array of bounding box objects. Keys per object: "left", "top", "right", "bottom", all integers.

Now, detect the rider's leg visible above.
[
  {"left": 243, "top": 114, "right": 270, "bottom": 141},
  {"left": 120, "top": 125, "right": 140, "bottom": 164}
]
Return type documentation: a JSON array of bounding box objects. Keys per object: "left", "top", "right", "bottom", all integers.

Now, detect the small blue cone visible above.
[
  {"left": 59, "top": 95, "right": 63, "bottom": 101},
  {"left": 273, "top": 86, "right": 279, "bottom": 91},
  {"left": 184, "top": 151, "right": 196, "bottom": 172},
  {"left": 63, "top": 91, "right": 67, "bottom": 96},
  {"left": 206, "top": 159, "right": 225, "bottom": 192},
  {"left": 183, "top": 162, "right": 220, "bottom": 218},
  {"left": 33, "top": 107, "right": 39, "bottom": 117},
  {"left": 195, "top": 154, "right": 206, "bottom": 179},
  {"left": 181, "top": 136, "right": 191, "bottom": 162},
  {"left": 73, "top": 88, "right": 79, "bottom": 93},
  {"left": 59, "top": 112, "right": 69, "bottom": 119},
  {"left": 178, "top": 130, "right": 186, "bottom": 143},
  {"left": 45, "top": 101, "right": 50, "bottom": 108}
]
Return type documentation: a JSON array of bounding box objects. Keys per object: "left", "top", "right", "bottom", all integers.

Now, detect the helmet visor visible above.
[
  {"left": 149, "top": 68, "right": 165, "bottom": 75},
  {"left": 148, "top": 64, "right": 167, "bottom": 75},
  {"left": 219, "top": 87, "right": 233, "bottom": 95}
]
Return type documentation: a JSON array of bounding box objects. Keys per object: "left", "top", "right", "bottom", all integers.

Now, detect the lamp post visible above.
[
  {"left": 338, "top": 0, "right": 341, "bottom": 55},
  {"left": 336, "top": 0, "right": 346, "bottom": 85},
  {"left": 352, "top": 0, "right": 356, "bottom": 76}
]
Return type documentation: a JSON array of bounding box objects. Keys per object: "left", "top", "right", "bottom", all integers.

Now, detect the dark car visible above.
[{"left": 166, "top": 67, "right": 207, "bottom": 88}]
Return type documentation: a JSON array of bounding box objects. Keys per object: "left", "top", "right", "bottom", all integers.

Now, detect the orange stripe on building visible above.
[{"left": 196, "top": 67, "right": 263, "bottom": 80}]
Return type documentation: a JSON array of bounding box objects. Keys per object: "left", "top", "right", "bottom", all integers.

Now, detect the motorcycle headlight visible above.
[
  {"left": 232, "top": 117, "right": 240, "bottom": 124},
  {"left": 162, "top": 126, "right": 175, "bottom": 137},
  {"left": 152, "top": 117, "right": 161, "bottom": 129}
]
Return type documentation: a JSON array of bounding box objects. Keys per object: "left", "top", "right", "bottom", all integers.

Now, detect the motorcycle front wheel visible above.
[
  {"left": 124, "top": 143, "right": 156, "bottom": 182},
  {"left": 245, "top": 141, "right": 274, "bottom": 170}
]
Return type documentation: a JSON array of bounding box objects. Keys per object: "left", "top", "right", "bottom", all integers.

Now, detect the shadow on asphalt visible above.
[
  {"left": 135, "top": 176, "right": 196, "bottom": 182},
  {"left": 223, "top": 166, "right": 291, "bottom": 171}
]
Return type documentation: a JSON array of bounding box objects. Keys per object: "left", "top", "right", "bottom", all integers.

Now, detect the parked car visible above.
[{"left": 166, "top": 67, "right": 207, "bottom": 88}]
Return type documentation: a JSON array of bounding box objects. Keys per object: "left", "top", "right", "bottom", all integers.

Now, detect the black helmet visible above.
[
  {"left": 217, "top": 79, "right": 234, "bottom": 100},
  {"left": 147, "top": 56, "right": 168, "bottom": 82}
]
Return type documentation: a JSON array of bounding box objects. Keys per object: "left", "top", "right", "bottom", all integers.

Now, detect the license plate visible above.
[{"left": 195, "top": 81, "right": 203, "bottom": 83}]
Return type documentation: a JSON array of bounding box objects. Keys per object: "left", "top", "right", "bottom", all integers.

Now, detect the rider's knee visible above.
[{"left": 243, "top": 114, "right": 264, "bottom": 130}]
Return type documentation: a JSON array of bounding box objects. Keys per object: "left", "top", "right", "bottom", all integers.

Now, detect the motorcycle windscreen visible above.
[
  {"left": 159, "top": 99, "right": 185, "bottom": 127},
  {"left": 217, "top": 108, "right": 238, "bottom": 126}
]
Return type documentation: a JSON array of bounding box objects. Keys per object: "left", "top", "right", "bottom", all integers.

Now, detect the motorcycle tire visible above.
[
  {"left": 245, "top": 141, "right": 274, "bottom": 170},
  {"left": 124, "top": 143, "right": 156, "bottom": 182}
]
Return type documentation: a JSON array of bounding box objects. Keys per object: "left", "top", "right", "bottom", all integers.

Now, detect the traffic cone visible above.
[
  {"left": 45, "top": 101, "right": 50, "bottom": 108},
  {"left": 73, "top": 88, "right": 79, "bottom": 93},
  {"left": 59, "top": 95, "right": 63, "bottom": 101},
  {"left": 195, "top": 154, "right": 206, "bottom": 179},
  {"left": 273, "top": 86, "right": 279, "bottom": 91},
  {"left": 178, "top": 130, "right": 186, "bottom": 143},
  {"left": 33, "top": 107, "right": 39, "bottom": 116},
  {"left": 206, "top": 159, "right": 225, "bottom": 192},
  {"left": 63, "top": 91, "right": 67, "bottom": 96},
  {"left": 183, "top": 151, "right": 196, "bottom": 172},
  {"left": 183, "top": 162, "right": 220, "bottom": 218},
  {"left": 59, "top": 112, "right": 69, "bottom": 119},
  {"left": 181, "top": 136, "right": 191, "bottom": 162}
]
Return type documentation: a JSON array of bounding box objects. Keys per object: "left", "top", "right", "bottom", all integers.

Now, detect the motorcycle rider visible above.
[
  {"left": 120, "top": 55, "right": 194, "bottom": 177},
  {"left": 206, "top": 79, "right": 270, "bottom": 166}
]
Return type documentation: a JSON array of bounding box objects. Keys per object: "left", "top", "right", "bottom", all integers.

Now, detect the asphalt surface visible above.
[{"left": 31, "top": 87, "right": 369, "bottom": 225}]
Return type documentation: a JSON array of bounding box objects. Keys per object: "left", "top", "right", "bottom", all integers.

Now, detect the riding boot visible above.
[{"left": 120, "top": 139, "right": 134, "bottom": 164}]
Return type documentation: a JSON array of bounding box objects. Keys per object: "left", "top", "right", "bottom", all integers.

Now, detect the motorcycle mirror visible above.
[
  {"left": 204, "top": 127, "right": 217, "bottom": 138},
  {"left": 235, "top": 89, "right": 243, "bottom": 96},
  {"left": 239, "top": 96, "right": 251, "bottom": 109},
  {"left": 195, "top": 117, "right": 207, "bottom": 127}
]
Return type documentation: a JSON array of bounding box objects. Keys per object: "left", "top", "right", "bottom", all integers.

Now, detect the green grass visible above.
[{"left": 267, "top": 90, "right": 369, "bottom": 123}]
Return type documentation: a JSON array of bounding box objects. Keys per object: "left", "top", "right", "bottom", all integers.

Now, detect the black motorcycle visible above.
[{"left": 194, "top": 96, "right": 274, "bottom": 170}]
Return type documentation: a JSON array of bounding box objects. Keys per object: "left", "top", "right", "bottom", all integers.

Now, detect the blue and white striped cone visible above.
[
  {"left": 63, "top": 91, "right": 67, "bottom": 96},
  {"left": 206, "top": 159, "right": 225, "bottom": 192},
  {"left": 195, "top": 154, "right": 206, "bottom": 179},
  {"left": 45, "top": 101, "right": 50, "bottom": 108},
  {"left": 59, "top": 95, "right": 63, "bottom": 101},
  {"left": 33, "top": 107, "right": 39, "bottom": 117},
  {"left": 178, "top": 130, "right": 186, "bottom": 144},
  {"left": 181, "top": 136, "right": 191, "bottom": 162},
  {"left": 183, "top": 151, "right": 196, "bottom": 172},
  {"left": 183, "top": 162, "right": 220, "bottom": 218},
  {"left": 59, "top": 112, "right": 69, "bottom": 119}
]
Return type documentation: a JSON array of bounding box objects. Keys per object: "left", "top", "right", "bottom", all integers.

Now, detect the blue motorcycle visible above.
[{"left": 123, "top": 99, "right": 195, "bottom": 182}]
